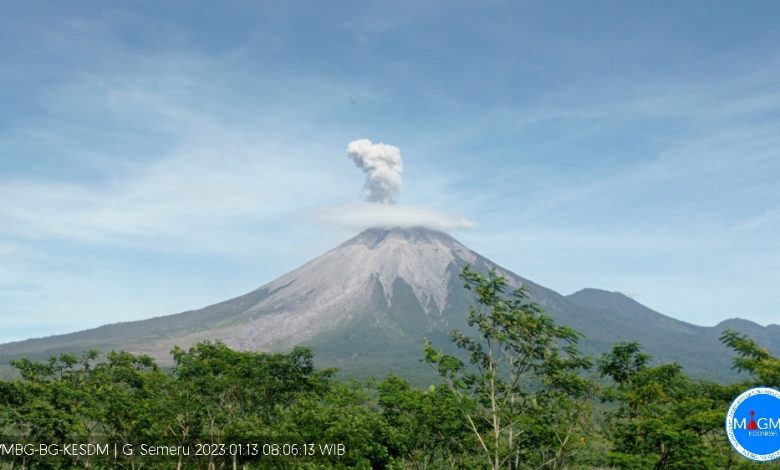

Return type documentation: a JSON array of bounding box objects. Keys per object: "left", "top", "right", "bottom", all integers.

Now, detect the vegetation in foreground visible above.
[{"left": 1, "top": 268, "right": 779, "bottom": 469}]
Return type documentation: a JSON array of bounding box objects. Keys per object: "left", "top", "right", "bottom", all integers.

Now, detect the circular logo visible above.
[{"left": 726, "top": 387, "right": 780, "bottom": 461}]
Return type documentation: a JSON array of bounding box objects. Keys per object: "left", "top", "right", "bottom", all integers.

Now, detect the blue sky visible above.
[{"left": 1, "top": 1, "right": 779, "bottom": 343}]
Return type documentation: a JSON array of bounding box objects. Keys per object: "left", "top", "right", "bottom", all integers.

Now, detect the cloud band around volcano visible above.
[{"left": 317, "top": 203, "right": 474, "bottom": 231}]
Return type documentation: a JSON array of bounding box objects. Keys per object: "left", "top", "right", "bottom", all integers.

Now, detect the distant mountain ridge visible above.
[{"left": 1, "top": 227, "right": 777, "bottom": 382}]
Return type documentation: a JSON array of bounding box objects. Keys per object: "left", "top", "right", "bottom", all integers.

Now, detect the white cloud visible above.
[
  {"left": 0, "top": 140, "right": 346, "bottom": 254},
  {"left": 316, "top": 203, "right": 474, "bottom": 232},
  {"left": 0, "top": 55, "right": 361, "bottom": 254}
]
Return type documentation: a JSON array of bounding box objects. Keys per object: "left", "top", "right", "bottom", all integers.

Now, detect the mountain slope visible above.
[
  {"left": 563, "top": 288, "right": 778, "bottom": 379},
  {"left": 1, "top": 227, "right": 777, "bottom": 382}
]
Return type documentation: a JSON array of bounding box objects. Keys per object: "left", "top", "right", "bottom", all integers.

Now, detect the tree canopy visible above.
[{"left": 1, "top": 267, "right": 778, "bottom": 469}]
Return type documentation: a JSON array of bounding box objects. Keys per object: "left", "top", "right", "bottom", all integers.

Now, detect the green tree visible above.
[
  {"left": 89, "top": 351, "right": 169, "bottom": 469},
  {"left": 720, "top": 329, "right": 780, "bottom": 387},
  {"left": 0, "top": 350, "right": 173, "bottom": 469},
  {"left": 0, "top": 352, "right": 99, "bottom": 468},
  {"left": 275, "top": 381, "right": 396, "bottom": 469},
  {"left": 424, "top": 266, "right": 593, "bottom": 469},
  {"left": 377, "top": 375, "right": 475, "bottom": 468},
  {"left": 168, "top": 341, "right": 334, "bottom": 469},
  {"left": 598, "top": 342, "right": 745, "bottom": 469}
]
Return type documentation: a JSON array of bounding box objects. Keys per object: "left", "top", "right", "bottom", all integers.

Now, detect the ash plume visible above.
[{"left": 347, "top": 139, "right": 403, "bottom": 204}]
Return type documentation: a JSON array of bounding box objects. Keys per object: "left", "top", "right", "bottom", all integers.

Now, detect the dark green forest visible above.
[{"left": 1, "top": 268, "right": 779, "bottom": 469}]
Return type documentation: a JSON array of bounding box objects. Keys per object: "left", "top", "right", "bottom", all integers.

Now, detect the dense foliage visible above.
[{"left": 1, "top": 268, "right": 779, "bottom": 469}]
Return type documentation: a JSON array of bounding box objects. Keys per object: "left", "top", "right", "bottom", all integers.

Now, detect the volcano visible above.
[{"left": 1, "top": 227, "right": 778, "bottom": 381}]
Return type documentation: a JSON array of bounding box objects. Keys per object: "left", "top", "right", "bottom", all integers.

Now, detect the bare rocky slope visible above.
[{"left": 1, "top": 227, "right": 777, "bottom": 381}]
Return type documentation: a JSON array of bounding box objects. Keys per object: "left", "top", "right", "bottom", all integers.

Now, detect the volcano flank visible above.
[{"left": 1, "top": 227, "right": 778, "bottom": 381}]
